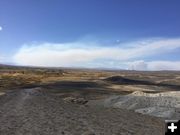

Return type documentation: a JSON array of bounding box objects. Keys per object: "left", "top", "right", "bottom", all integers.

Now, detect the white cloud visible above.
[
  {"left": 147, "top": 61, "right": 180, "bottom": 71},
  {"left": 128, "top": 60, "right": 147, "bottom": 70},
  {"left": 13, "top": 38, "right": 180, "bottom": 70},
  {"left": 128, "top": 60, "right": 180, "bottom": 71},
  {"left": 0, "top": 55, "right": 5, "bottom": 63},
  {"left": 0, "top": 26, "right": 2, "bottom": 31}
]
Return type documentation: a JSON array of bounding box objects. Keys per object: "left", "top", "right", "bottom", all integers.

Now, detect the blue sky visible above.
[{"left": 0, "top": 0, "right": 180, "bottom": 70}]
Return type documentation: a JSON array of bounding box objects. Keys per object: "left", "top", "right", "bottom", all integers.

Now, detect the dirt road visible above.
[{"left": 0, "top": 88, "right": 165, "bottom": 135}]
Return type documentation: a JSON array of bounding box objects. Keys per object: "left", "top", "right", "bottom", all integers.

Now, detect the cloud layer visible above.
[
  {"left": 128, "top": 61, "right": 180, "bottom": 71},
  {"left": 13, "top": 38, "right": 180, "bottom": 70}
]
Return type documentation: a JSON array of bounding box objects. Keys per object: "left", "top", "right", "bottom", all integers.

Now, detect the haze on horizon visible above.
[{"left": 0, "top": 0, "right": 180, "bottom": 71}]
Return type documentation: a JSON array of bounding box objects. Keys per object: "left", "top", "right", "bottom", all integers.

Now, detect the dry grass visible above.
[{"left": 1, "top": 65, "right": 180, "bottom": 95}]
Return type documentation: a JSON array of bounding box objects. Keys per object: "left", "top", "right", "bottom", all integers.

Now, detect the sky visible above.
[{"left": 0, "top": 0, "right": 180, "bottom": 70}]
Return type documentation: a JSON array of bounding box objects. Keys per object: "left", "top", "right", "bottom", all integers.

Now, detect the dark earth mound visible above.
[
  {"left": 104, "top": 76, "right": 153, "bottom": 85},
  {"left": 104, "top": 76, "right": 180, "bottom": 90}
]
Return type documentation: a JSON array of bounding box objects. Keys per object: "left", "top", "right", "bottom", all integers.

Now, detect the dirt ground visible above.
[
  {"left": 0, "top": 87, "right": 164, "bottom": 135},
  {"left": 1, "top": 66, "right": 180, "bottom": 135}
]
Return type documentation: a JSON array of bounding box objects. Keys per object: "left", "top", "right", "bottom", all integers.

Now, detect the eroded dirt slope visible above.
[{"left": 0, "top": 88, "right": 164, "bottom": 135}]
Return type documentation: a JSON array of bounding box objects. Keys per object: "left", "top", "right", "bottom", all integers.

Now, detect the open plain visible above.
[{"left": 0, "top": 65, "right": 180, "bottom": 135}]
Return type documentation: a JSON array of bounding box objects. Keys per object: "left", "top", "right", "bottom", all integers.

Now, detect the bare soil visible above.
[
  {"left": 1, "top": 66, "right": 180, "bottom": 135},
  {"left": 0, "top": 87, "right": 164, "bottom": 135}
]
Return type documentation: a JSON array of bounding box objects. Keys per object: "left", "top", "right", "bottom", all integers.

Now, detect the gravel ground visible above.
[
  {"left": 103, "top": 91, "right": 180, "bottom": 119},
  {"left": 0, "top": 88, "right": 165, "bottom": 135}
]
